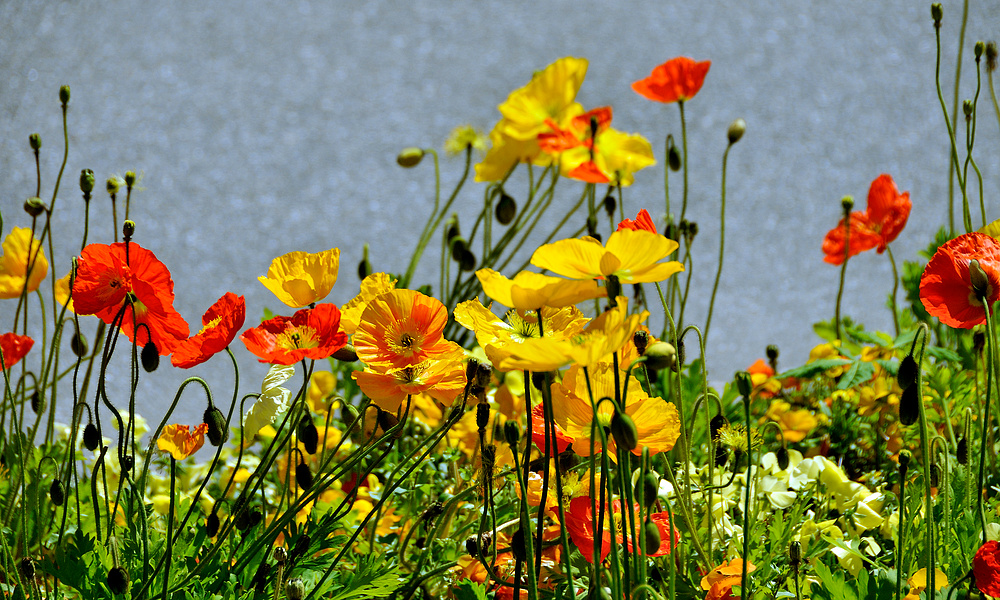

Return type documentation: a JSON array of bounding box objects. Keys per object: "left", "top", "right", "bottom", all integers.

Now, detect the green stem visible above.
[
  {"left": 934, "top": 15, "right": 970, "bottom": 234},
  {"left": 886, "top": 246, "right": 900, "bottom": 337},
  {"left": 678, "top": 102, "right": 689, "bottom": 224},
  {"left": 705, "top": 144, "right": 732, "bottom": 341}
]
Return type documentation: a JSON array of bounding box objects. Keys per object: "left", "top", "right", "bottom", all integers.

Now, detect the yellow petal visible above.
[
  {"left": 530, "top": 237, "right": 607, "bottom": 280},
  {"left": 0, "top": 227, "right": 48, "bottom": 299},
  {"left": 259, "top": 248, "right": 340, "bottom": 308}
]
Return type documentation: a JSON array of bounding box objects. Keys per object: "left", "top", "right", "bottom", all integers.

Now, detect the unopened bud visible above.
[
  {"left": 458, "top": 249, "right": 476, "bottom": 272},
  {"left": 929, "top": 462, "right": 941, "bottom": 488},
  {"left": 777, "top": 446, "right": 790, "bottom": 471},
  {"left": 789, "top": 540, "right": 802, "bottom": 565},
  {"left": 24, "top": 197, "right": 46, "bottom": 217},
  {"left": 643, "top": 341, "right": 676, "bottom": 371},
  {"left": 899, "top": 449, "right": 912, "bottom": 472},
  {"left": 50, "top": 479, "right": 65, "bottom": 506},
  {"left": 106, "top": 177, "right": 120, "bottom": 195},
  {"left": 31, "top": 390, "right": 44, "bottom": 414},
  {"left": 107, "top": 566, "right": 128, "bottom": 595},
  {"left": 736, "top": 371, "right": 753, "bottom": 398},
  {"left": 397, "top": 147, "right": 425, "bottom": 167},
  {"left": 841, "top": 195, "right": 854, "bottom": 213},
  {"left": 766, "top": 344, "right": 779, "bottom": 362},
  {"left": 286, "top": 578, "right": 305, "bottom": 600},
  {"left": 332, "top": 344, "right": 359, "bottom": 362},
  {"left": 124, "top": 171, "right": 136, "bottom": 187},
  {"left": 603, "top": 193, "right": 616, "bottom": 218},
  {"left": 80, "top": 169, "right": 95, "bottom": 194},
  {"left": 83, "top": 422, "right": 100, "bottom": 451},
  {"left": 123, "top": 220, "right": 135, "bottom": 240},
  {"left": 667, "top": 136, "right": 681, "bottom": 171},
  {"left": 290, "top": 534, "right": 311, "bottom": 561},
  {"left": 377, "top": 409, "right": 400, "bottom": 437},
  {"left": 899, "top": 384, "right": 919, "bottom": 426},
  {"left": 504, "top": 421, "right": 520, "bottom": 447},
  {"left": 206, "top": 511, "right": 220, "bottom": 537},
  {"left": 710, "top": 414, "right": 728, "bottom": 440},
  {"left": 644, "top": 519, "right": 661, "bottom": 554},
  {"left": 475, "top": 361, "right": 493, "bottom": 389},
  {"left": 141, "top": 341, "right": 159, "bottom": 372},
  {"left": 71, "top": 330, "right": 88, "bottom": 357},
  {"left": 931, "top": 4, "right": 942, "bottom": 25},
  {"left": 898, "top": 355, "right": 919, "bottom": 390},
  {"left": 637, "top": 472, "right": 659, "bottom": 507},
  {"left": 531, "top": 371, "right": 547, "bottom": 391},
  {"left": 964, "top": 99, "right": 974, "bottom": 118},
  {"left": 274, "top": 546, "right": 288, "bottom": 565},
  {"left": 969, "top": 259, "right": 991, "bottom": 300},
  {"left": 476, "top": 402, "right": 490, "bottom": 431},
  {"left": 957, "top": 437, "right": 968, "bottom": 465},
  {"left": 29, "top": 133, "right": 41, "bottom": 150},
  {"left": 358, "top": 243, "right": 372, "bottom": 280},
  {"left": 59, "top": 85, "right": 71, "bottom": 104},
  {"left": 610, "top": 411, "right": 638, "bottom": 451},
  {"left": 296, "top": 462, "right": 314, "bottom": 490},
  {"left": 633, "top": 330, "right": 649, "bottom": 354},
  {"left": 496, "top": 193, "right": 517, "bottom": 225},
  {"left": 511, "top": 527, "right": 527, "bottom": 562},
  {"left": 605, "top": 274, "right": 622, "bottom": 302},
  {"left": 204, "top": 406, "right": 228, "bottom": 447},
  {"left": 19, "top": 557, "right": 35, "bottom": 582},
  {"left": 298, "top": 415, "right": 319, "bottom": 454},
  {"left": 727, "top": 118, "right": 746, "bottom": 144}
]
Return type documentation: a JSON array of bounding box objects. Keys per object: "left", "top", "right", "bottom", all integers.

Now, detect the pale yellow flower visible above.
[{"left": 258, "top": 248, "right": 340, "bottom": 308}]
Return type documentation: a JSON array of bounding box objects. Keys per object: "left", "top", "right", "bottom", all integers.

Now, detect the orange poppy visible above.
[
  {"left": 240, "top": 303, "right": 348, "bottom": 365},
  {"left": 701, "top": 558, "right": 757, "bottom": 600},
  {"left": 171, "top": 292, "right": 246, "bottom": 368},
  {"left": 0, "top": 332, "right": 33, "bottom": 369},
  {"left": 73, "top": 242, "right": 189, "bottom": 354},
  {"left": 352, "top": 289, "right": 461, "bottom": 369},
  {"left": 632, "top": 57, "right": 711, "bottom": 104},
  {"left": 157, "top": 423, "right": 209, "bottom": 460},
  {"left": 564, "top": 496, "right": 679, "bottom": 564},
  {"left": 822, "top": 174, "right": 911, "bottom": 265},
  {"left": 617, "top": 209, "right": 657, "bottom": 233},
  {"left": 352, "top": 355, "right": 467, "bottom": 413},
  {"left": 920, "top": 232, "right": 1000, "bottom": 329},
  {"left": 975, "top": 541, "right": 1000, "bottom": 598}
]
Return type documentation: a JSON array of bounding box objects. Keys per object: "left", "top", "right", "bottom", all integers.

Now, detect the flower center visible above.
[
  {"left": 198, "top": 316, "right": 223, "bottom": 335},
  {"left": 387, "top": 324, "right": 425, "bottom": 358},
  {"left": 276, "top": 325, "right": 319, "bottom": 350}
]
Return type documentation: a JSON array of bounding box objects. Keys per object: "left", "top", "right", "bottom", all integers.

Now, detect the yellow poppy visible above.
[
  {"left": 476, "top": 268, "right": 605, "bottom": 311},
  {"left": 498, "top": 56, "right": 588, "bottom": 141},
  {"left": 531, "top": 228, "right": 683, "bottom": 284},
  {"left": 761, "top": 400, "right": 818, "bottom": 443},
  {"left": 904, "top": 568, "right": 947, "bottom": 600},
  {"left": 340, "top": 272, "right": 397, "bottom": 336},
  {"left": 157, "top": 423, "right": 209, "bottom": 460},
  {"left": 258, "top": 248, "right": 340, "bottom": 308},
  {"left": 0, "top": 227, "right": 48, "bottom": 299},
  {"left": 475, "top": 124, "right": 554, "bottom": 182}
]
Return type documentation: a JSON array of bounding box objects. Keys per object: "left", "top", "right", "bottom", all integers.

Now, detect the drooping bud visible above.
[
  {"left": 24, "top": 196, "right": 46, "bottom": 217},
  {"left": 358, "top": 243, "right": 372, "bottom": 280},
  {"left": 122, "top": 220, "right": 135, "bottom": 240},
  {"left": 331, "top": 345, "right": 358, "bottom": 362},
  {"left": 644, "top": 519, "right": 662, "bottom": 554},
  {"left": 80, "top": 169, "right": 95, "bottom": 194},
  {"left": 633, "top": 330, "right": 649, "bottom": 355},
  {"left": 777, "top": 446, "right": 790, "bottom": 471},
  {"left": 899, "top": 384, "right": 919, "bottom": 426},
  {"left": 727, "top": 118, "right": 746, "bottom": 144},
  {"left": 31, "top": 390, "right": 44, "bottom": 414},
  {"left": 204, "top": 406, "right": 228, "bottom": 446},
  {"left": 667, "top": 135, "right": 681, "bottom": 171},
  {"left": 377, "top": 409, "right": 400, "bottom": 438},
  {"left": 83, "top": 422, "right": 101, "bottom": 451},
  {"left": 71, "top": 329, "right": 88, "bottom": 357},
  {"left": 206, "top": 511, "right": 220, "bottom": 537},
  {"left": 586, "top": 215, "right": 599, "bottom": 239},
  {"left": 297, "top": 414, "right": 319, "bottom": 454},
  {"left": 610, "top": 411, "right": 639, "bottom": 451},
  {"left": 396, "top": 147, "right": 425, "bottom": 167},
  {"left": 247, "top": 510, "right": 263, "bottom": 529},
  {"left": 710, "top": 414, "right": 728, "bottom": 440},
  {"left": 736, "top": 371, "right": 753, "bottom": 398},
  {"left": 458, "top": 249, "right": 476, "bottom": 272},
  {"left": 603, "top": 193, "right": 616, "bottom": 218},
  {"left": 29, "top": 133, "right": 41, "bottom": 150},
  {"left": 107, "top": 566, "right": 128, "bottom": 595},
  {"left": 496, "top": 192, "right": 517, "bottom": 225},
  {"left": 504, "top": 421, "right": 520, "bottom": 447},
  {"left": 643, "top": 341, "right": 676, "bottom": 371},
  {"left": 637, "top": 472, "right": 659, "bottom": 507},
  {"left": 511, "top": 527, "right": 527, "bottom": 562},
  {"left": 59, "top": 85, "right": 71, "bottom": 104},
  {"left": 50, "top": 479, "right": 65, "bottom": 506},
  {"left": 141, "top": 341, "right": 159, "bottom": 372},
  {"left": 290, "top": 534, "right": 311, "bottom": 561},
  {"left": 234, "top": 505, "right": 251, "bottom": 531},
  {"left": 897, "top": 355, "right": 918, "bottom": 390},
  {"left": 957, "top": 436, "right": 968, "bottom": 465},
  {"left": 286, "top": 578, "right": 305, "bottom": 600},
  {"left": 929, "top": 462, "right": 941, "bottom": 488}
]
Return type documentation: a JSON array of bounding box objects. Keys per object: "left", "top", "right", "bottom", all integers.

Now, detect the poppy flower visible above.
[
  {"left": 157, "top": 423, "right": 209, "bottom": 460},
  {"left": 171, "top": 292, "right": 246, "bottom": 368},
  {"left": 632, "top": 57, "right": 711, "bottom": 104},
  {"left": 240, "top": 303, "right": 348, "bottom": 365},
  {"left": 73, "top": 242, "right": 189, "bottom": 355},
  {"left": 530, "top": 403, "right": 572, "bottom": 454},
  {"left": 904, "top": 568, "right": 948, "bottom": 600},
  {"left": 340, "top": 272, "right": 398, "bottom": 336},
  {"left": 564, "top": 496, "right": 679, "bottom": 564},
  {"left": 920, "top": 232, "right": 1000, "bottom": 329},
  {"left": 822, "top": 174, "right": 911, "bottom": 265},
  {"left": 531, "top": 228, "right": 683, "bottom": 285},
  {"left": 476, "top": 269, "right": 605, "bottom": 312},
  {"left": 0, "top": 227, "right": 48, "bottom": 299},
  {"left": 617, "top": 209, "right": 658, "bottom": 233},
  {"left": 352, "top": 355, "right": 467, "bottom": 413},
  {"left": 701, "top": 558, "right": 757, "bottom": 600},
  {"left": 974, "top": 540, "right": 1000, "bottom": 597},
  {"left": 0, "top": 332, "right": 34, "bottom": 369},
  {"left": 352, "top": 289, "right": 461, "bottom": 370},
  {"left": 258, "top": 248, "right": 340, "bottom": 308}
]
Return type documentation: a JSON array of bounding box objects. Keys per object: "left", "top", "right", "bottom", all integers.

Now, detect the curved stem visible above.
[{"left": 705, "top": 144, "right": 732, "bottom": 341}]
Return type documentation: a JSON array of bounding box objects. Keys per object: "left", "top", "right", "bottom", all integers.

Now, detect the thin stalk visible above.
[
  {"left": 705, "top": 143, "right": 732, "bottom": 341},
  {"left": 886, "top": 246, "right": 901, "bottom": 336}
]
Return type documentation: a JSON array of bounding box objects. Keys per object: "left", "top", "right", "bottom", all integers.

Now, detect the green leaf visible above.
[
  {"left": 811, "top": 558, "right": 857, "bottom": 600},
  {"left": 453, "top": 580, "right": 488, "bottom": 600},
  {"left": 926, "top": 345, "right": 961, "bottom": 363},
  {"left": 325, "top": 555, "right": 404, "bottom": 600},
  {"left": 837, "top": 360, "right": 874, "bottom": 390},
  {"left": 779, "top": 358, "right": 852, "bottom": 380}
]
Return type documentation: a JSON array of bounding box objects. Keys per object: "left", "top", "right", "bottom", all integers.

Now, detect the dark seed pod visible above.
[
  {"left": 603, "top": 194, "right": 616, "bottom": 218},
  {"left": 204, "top": 406, "right": 229, "bottom": 447},
  {"left": 297, "top": 415, "right": 318, "bottom": 455},
  {"left": 296, "top": 462, "right": 314, "bottom": 490},
  {"left": 899, "top": 384, "right": 919, "bottom": 426},
  {"left": 83, "top": 422, "right": 101, "bottom": 451},
  {"left": 897, "top": 355, "right": 919, "bottom": 390},
  {"left": 495, "top": 193, "right": 517, "bottom": 225},
  {"left": 107, "top": 566, "right": 128, "bottom": 595},
  {"left": 476, "top": 402, "right": 490, "bottom": 431},
  {"left": 206, "top": 511, "right": 220, "bottom": 537},
  {"left": 610, "top": 412, "right": 638, "bottom": 451},
  {"left": 644, "top": 519, "right": 661, "bottom": 554},
  {"left": 31, "top": 390, "right": 44, "bottom": 414},
  {"left": 71, "top": 330, "right": 89, "bottom": 357},
  {"left": 777, "top": 447, "right": 790, "bottom": 471},
  {"left": 957, "top": 436, "right": 968, "bottom": 465},
  {"left": 140, "top": 341, "right": 159, "bottom": 373},
  {"left": 50, "top": 479, "right": 65, "bottom": 506},
  {"left": 511, "top": 527, "right": 527, "bottom": 562}
]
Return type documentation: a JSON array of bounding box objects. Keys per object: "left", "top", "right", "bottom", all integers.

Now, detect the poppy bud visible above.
[
  {"left": 931, "top": 3, "right": 942, "bottom": 25},
  {"left": 358, "top": 243, "right": 372, "bottom": 280},
  {"left": 736, "top": 371, "right": 753, "bottom": 398},
  {"left": 140, "top": 341, "right": 159, "bottom": 372},
  {"left": 107, "top": 566, "right": 128, "bottom": 595},
  {"left": 898, "top": 449, "right": 912, "bottom": 474},
  {"left": 957, "top": 436, "right": 968, "bottom": 465},
  {"left": 465, "top": 537, "right": 479, "bottom": 555},
  {"left": 710, "top": 414, "right": 728, "bottom": 439},
  {"left": 298, "top": 416, "right": 319, "bottom": 455},
  {"left": 633, "top": 330, "right": 649, "bottom": 355},
  {"left": 59, "top": 85, "right": 70, "bottom": 104},
  {"left": 290, "top": 534, "right": 311, "bottom": 561},
  {"left": 83, "top": 422, "right": 100, "bottom": 451},
  {"left": 603, "top": 193, "right": 616, "bottom": 218},
  {"left": 80, "top": 169, "right": 95, "bottom": 195},
  {"left": 124, "top": 171, "right": 137, "bottom": 187},
  {"left": 610, "top": 411, "right": 638, "bottom": 451},
  {"left": 643, "top": 341, "right": 676, "bottom": 371},
  {"left": 206, "top": 511, "right": 220, "bottom": 537},
  {"left": 637, "top": 472, "right": 659, "bottom": 507},
  {"left": 50, "top": 479, "right": 65, "bottom": 506},
  {"left": 495, "top": 193, "right": 517, "bottom": 225},
  {"left": 121, "top": 454, "right": 134, "bottom": 473},
  {"left": 475, "top": 361, "right": 493, "bottom": 389},
  {"left": 377, "top": 409, "right": 400, "bottom": 437},
  {"left": 777, "top": 447, "right": 790, "bottom": 471},
  {"left": 107, "top": 177, "right": 120, "bottom": 196},
  {"left": 964, "top": 99, "right": 974, "bottom": 118},
  {"left": 476, "top": 402, "right": 490, "bottom": 432},
  {"left": 458, "top": 249, "right": 476, "bottom": 272},
  {"left": 274, "top": 546, "right": 288, "bottom": 565},
  {"left": 675, "top": 338, "right": 686, "bottom": 371},
  {"left": 31, "top": 390, "right": 44, "bottom": 414},
  {"left": 286, "top": 578, "right": 305, "bottom": 600},
  {"left": 682, "top": 221, "right": 698, "bottom": 245},
  {"left": 715, "top": 445, "right": 729, "bottom": 467},
  {"left": 71, "top": 330, "right": 88, "bottom": 357},
  {"left": 511, "top": 527, "right": 527, "bottom": 562},
  {"left": 24, "top": 197, "right": 46, "bottom": 217},
  {"left": 641, "top": 519, "right": 662, "bottom": 554},
  {"left": 248, "top": 509, "right": 263, "bottom": 529},
  {"left": 929, "top": 462, "right": 941, "bottom": 488},
  {"left": 332, "top": 344, "right": 359, "bottom": 362},
  {"left": 465, "top": 357, "right": 481, "bottom": 383},
  {"left": 504, "top": 421, "right": 520, "bottom": 447},
  {"left": 234, "top": 506, "right": 251, "bottom": 531},
  {"left": 664, "top": 216, "right": 679, "bottom": 242},
  {"left": 123, "top": 220, "right": 135, "bottom": 240},
  {"left": 586, "top": 215, "right": 599, "bottom": 239},
  {"left": 605, "top": 275, "right": 622, "bottom": 302},
  {"left": 897, "top": 355, "right": 919, "bottom": 390},
  {"left": 29, "top": 132, "right": 41, "bottom": 150},
  {"left": 19, "top": 557, "right": 35, "bottom": 581},
  {"left": 766, "top": 344, "right": 779, "bottom": 362},
  {"left": 899, "top": 384, "right": 919, "bottom": 426},
  {"left": 974, "top": 331, "right": 987, "bottom": 354},
  {"left": 789, "top": 540, "right": 802, "bottom": 566},
  {"left": 396, "top": 147, "right": 424, "bottom": 167},
  {"left": 841, "top": 195, "right": 854, "bottom": 214},
  {"left": 531, "top": 371, "right": 547, "bottom": 391},
  {"left": 667, "top": 136, "right": 681, "bottom": 171},
  {"left": 727, "top": 118, "right": 746, "bottom": 145},
  {"left": 203, "top": 406, "right": 228, "bottom": 446}
]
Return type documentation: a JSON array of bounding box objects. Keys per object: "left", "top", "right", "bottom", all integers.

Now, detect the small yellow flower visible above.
[
  {"left": 762, "top": 400, "right": 818, "bottom": 443},
  {"left": 444, "top": 125, "right": 488, "bottom": 156},
  {"left": 157, "top": 423, "right": 209, "bottom": 460},
  {"left": 258, "top": 248, "right": 340, "bottom": 308},
  {"left": 904, "top": 568, "right": 947, "bottom": 600},
  {"left": 0, "top": 227, "right": 48, "bottom": 299},
  {"left": 531, "top": 228, "right": 683, "bottom": 285}
]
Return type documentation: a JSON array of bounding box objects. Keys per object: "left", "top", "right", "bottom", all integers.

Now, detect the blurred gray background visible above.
[{"left": 2, "top": 1, "right": 999, "bottom": 428}]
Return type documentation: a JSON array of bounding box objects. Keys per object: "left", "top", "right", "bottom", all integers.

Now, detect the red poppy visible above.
[
  {"left": 171, "top": 292, "right": 246, "bottom": 368},
  {"left": 240, "top": 303, "right": 348, "bottom": 365},
  {"left": 617, "top": 209, "right": 658, "bottom": 233},
  {"left": 72, "top": 242, "right": 189, "bottom": 354},
  {"left": 564, "top": 496, "right": 679, "bottom": 563},
  {"left": 632, "top": 57, "right": 711, "bottom": 104},
  {"left": 822, "top": 174, "right": 911, "bottom": 265},
  {"left": 530, "top": 403, "right": 572, "bottom": 454},
  {"left": 974, "top": 540, "right": 1000, "bottom": 597},
  {"left": 920, "top": 232, "right": 1000, "bottom": 329},
  {"left": 0, "top": 332, "right": 33, "bottom": 369}
]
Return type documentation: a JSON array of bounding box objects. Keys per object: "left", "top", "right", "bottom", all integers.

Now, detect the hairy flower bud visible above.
[
  {"left": 710, "top": 414, "right": 728, "bottom": 440},
  {"left": 964, "top": 99, "right": 974, "bottom": 118},
  {"left": 476, "top": 402, "right": 490, "bottom": 431},
  {"left": 29, "top": 132, "right": 41, "bottom": 150},
  {"left": 124, "top": 171, "right": 137, "bottom": 187},
  {"left": 204, "top": 406, "right": 229, "bottom": 447},
  {"left": 80, "top": 169, "right": 95, "bottom": 194},
  {"left": 931, "top": 3, "right": 942, "bottom": 26},
  {"left": 637, "top": 472, "right": 659, "bottom": 507},
  {"left": 141, "top": 341, "right": 159, "bottom": 372},
  {"left": 286, "top": 578, "right": 305, "bottom": 600},
  {"left": 71, "top": 330, "right": 89, "bottom": 357},
  {"left": 957, "top": 436, "right": 968, "bottom": 465},
  {"left": 644, "top": 519, "right": 661, "bottom": 554},
  {"left": 59, "top": 85, "right": 70, "bottom": 104},
  {"left": 274, "top": 546, "right": 288, "bottom": 565},
  {"left": 603, "top": 193, "right": 616, "bottom": 218},
  {"left": 106, "top": 176, "right": 120, "bottom": 195},
  {"left": 727, "top": 118, "right": 746, "bottom": 144},
  {"left": 841, "top": 195, "right": 854, "bottom": 214},
  {"left": 358, "top": 243, "right": 372, "bottom": 280},
  {"left": 496, "top": 192, "right": 517, "bottom": 225},
  {"left": 19, "top": 557, "right": 35, "bottom": 582},
  {"left": 789, "top": 540, "right": 802, "bottom": 565},
  {"left": 50, "top": 479, "right": 65, "bottom": 506},
  {"left": 736, "top": 371, "right": 753, "bottom": 398},
  {"left": 504, "top": 421, "right": 520, "bottom": 447},
  {"left": 30, "top": 390, "right": 44, "bottom": 414},
  {"left": 898, "top": 449, "right": 912, "bottom": 472},
  {"left": 899, "top": 384, "right": 919, "bottom": 426},
  {"left": 777, "top": 446, "right": 790, "bottom": 471},
  {"left": 123, "top": 220, "right": 136, "bottom": 240},
  {"left": 633, "top": 330, "right": 649, "bottom": 355},
  {"left": 897, "top": 355, "right": 919, "bottom": 390},
  {"left": 206, "top": 511, "right": 220, "bottom": 537},
  {"left": 643, "top": 341, "right": 676, "bottom": 371},
  {"left": 667, "top": 135, "right": 681, "bottom": 171},
  {"left": 83, "top": 422, "right": 101, "bottom": 451},
  {"left": 297, "top": 415, "right": 319, "bottom": 455},
  {"left": 107, "top": 566, "right": 128, "bottom": 594},
  {"left": 396, "top": 147, "right": 424, "bottom": 167},
  {"left": 610, "top": 411, "right": 638, "bottom": 451}
]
